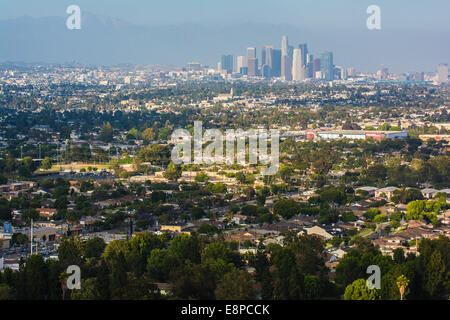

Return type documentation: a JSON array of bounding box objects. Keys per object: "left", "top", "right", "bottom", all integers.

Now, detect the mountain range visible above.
[{"left": 1, "top": 12, "right": 448, "bottom": 73}]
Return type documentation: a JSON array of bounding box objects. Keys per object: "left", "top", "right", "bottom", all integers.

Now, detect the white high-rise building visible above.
[
  {"left": 281, "top": 36, "right": 288, "bottom": 57},
  {"left": 437, "top": 63, "right": 448, "bottom": 84},
  {"left": 236, "top": 56, "right": 247, "bottom": 73},
  {"left": 292, "top": 48, "right": 304, "bottom": 81}
]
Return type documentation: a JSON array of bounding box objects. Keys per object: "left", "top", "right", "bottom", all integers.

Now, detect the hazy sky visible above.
[
  {"left": 1, "top": 0, "right": 449, "bottom": 29},
  {"left": 1, "top": 1, "right": 449, "bottom": 72}
]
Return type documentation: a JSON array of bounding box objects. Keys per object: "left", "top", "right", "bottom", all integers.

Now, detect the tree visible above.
[
  {"left": 41, "top": 157, "right": 52, "bottom": 170},
  {"left": 70, "top": 278, "right": 101, "bottom": 300},
  {"left": 303, "top": 275, "right": 323, "bottom": 299},
  {"left": 344, "top": 278, "right": 381, "bottom": 300},
  {"left": 406, "top": 200, "right": 441, "bottom": 222},
  {"left": 165, "top": 162, "right": 182, "bottom": 182},
  {"left": 194, "top": 171, "right": 209, "bottom": 183},
  {"left": 312, "top": 158, "right": 332, "bottom": 175},
  {"left": 191, "top": 206, "right": 205, "bottom": 220},
  {"left": 320, "top": 187, "right": 346, "bottom": 207},
  {"left": 22, "top": 208, "right": 39, "bottom": 223},
  {"left": 147, "top": 248, "right": 177, "bottom": 282},
  {"left": 215, "top": 269, "right": 256, "bottom": 300},
  {"left": 99, "top": 122, "right": 113, "bottom": 142},
  {"left": 279, "top": 166, "right": 294, "bottom": 184},
  {"left": 142, "top": 127, "right": 157, "bottom": 143},
  {"left": 0, "top": 284, "right": 13, "bottom": 300},
  {"left": 424, "top": 250, "right": 446, "bottom": 298},
  {"left": 23, "top": 254, "right": 49, "bottom": 300},
  {"left": 396, "top": 275, "right": 410, "bottom": 300},
  {"left": 243, "top": 187, "right": 255, "bottom": 200},
  {"left": 58, "top": 237, "right": 83, "bottom": 268},
  {"left": 211, "top": 183, "right": 227, "bottom": 194},
  {"left": 273, "top": 199, "right": 299, "bottom": 219},
  {"left": 83, "top": 237, "right": 106, "bottom": 259},
  {"left": 171, "top": 264, "right": 216, "bottom": 299},
  {"left": 0, "top": 198, "right": 11, "bottom": 220},
  {"left": 11, "top": 233, "right": 28, "bottom": 245}
]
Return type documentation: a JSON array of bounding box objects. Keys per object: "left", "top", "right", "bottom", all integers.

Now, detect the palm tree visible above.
[
  {"left": 396, "top": 274, "right": 409, "bottom": 300},
  {"left": 59, "top": 271, "right": 69, "bottom": 300}
]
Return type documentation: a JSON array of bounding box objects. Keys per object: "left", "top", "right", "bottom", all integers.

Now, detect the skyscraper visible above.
[
  {"left": 282, "top": 55, "right": 292, "bottom": 81},
  {"left": 221, "top": 54, "right": 233, "bottom": 74},
  {"left": 247, "top": 47, "right": 256, "bottom": 59},
  {"left": 437, "top": 63, "right": 448, "bottom": 84},
  {"left": 281, "top": 35, "right": 292, "bottom": 80},
  {"left": 320, "top": 52, "right": 334, "bottom": 81},
  {"left": 298, "top": 43, "right": 308, "bottom": 67},
  {"left": 261, "top": 46, "right": 273, "bottom": 66},
  {"left": 377, "top": 67, "right": 388, "bottom": 80},
  {"left": 306, "top": 54, "right": 314, "bottom": 78},
  {"left": 271, "top": 49, "right": 282, "bottom": 77},
  {"left": 262, "top": 64, "right": 271, "bottom": 79},
  {"left": 292, "top": 48, "right": 304, "bottom": 81},
  {"left": 281, "top": 36, "right": 288, "bottom": 57},
  {"left": 248, "top": 58, "right": 258, "bottom": 76},
  {"left": 313, "top": 58, "right": 321, "bottom": 73},
  {"left": 236, "top": 56, "right": 247, "bottom": 74},
  {"left": 247, "top": 47, "right": 258, "bottom": 76}
]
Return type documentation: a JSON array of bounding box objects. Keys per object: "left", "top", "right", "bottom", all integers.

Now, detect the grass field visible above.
[{"left": 45, "top": 163, "right": 111, "bottom": 172}]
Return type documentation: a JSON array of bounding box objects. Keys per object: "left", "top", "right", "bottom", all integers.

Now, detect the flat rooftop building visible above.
[{"left": 306, "top": 130, "right": 407, "bottom": 141}]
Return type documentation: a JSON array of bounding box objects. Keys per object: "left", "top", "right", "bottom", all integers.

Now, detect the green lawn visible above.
[{"left": 44, "top": 163, "right": 111, "bottom": 172}]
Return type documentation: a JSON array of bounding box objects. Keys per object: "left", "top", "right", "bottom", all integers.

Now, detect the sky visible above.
[
  {"left": 1, "top": 0, "right": 449, "bottom": 29},
  {"left": 0, "top": 0, "right": 449, "bottom": 72}
]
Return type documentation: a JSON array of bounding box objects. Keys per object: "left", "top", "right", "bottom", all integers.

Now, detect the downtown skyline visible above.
[{"left": 0, "top": 1, "right": 449, "bottom": 73}]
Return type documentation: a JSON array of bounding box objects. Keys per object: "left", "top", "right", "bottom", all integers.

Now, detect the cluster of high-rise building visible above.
[
  {"left": 216, "top": 36, "right": 449, "bottom": 84},
  {"left": 218, "top": 35, "right": 341, "bottom": 81}
]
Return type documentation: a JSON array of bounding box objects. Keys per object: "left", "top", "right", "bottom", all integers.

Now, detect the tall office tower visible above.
[
  {"left": 236, "top": 56, "right": 247, "bottom": 74},
  {"left": 298, "top": 43, "right": 308, "bottom": 66},
  {"left": 437, "top": 63, "right": 448, "bottom": 84},
  {"left": 271, "top": 49, "right": 282, "bottom": 77},
  {"left": 221, "top": 54, "right": 233, "bottom": 74},
  {"left": 313, "top": 58, "right": 321, "bottom": 74},
  {"left": 282, "top": 55, "right": 292, "bottom": 81},
  {"left": 377, "top": 67, "right": 388, "bottom": 80},
  {"left": 247, "top": 47, "right": 257, "bottom": 76},
  {"left": 320, "top": 52, "right": 334, "bottom": 81},
  {"left": 281, "top": 36, "right": 293, "bottom": 80},
  {"left": 347, "top": 67, "right": 356, "bottom": 77},
  {"left": 217, "top": 62, "right": 222, "bottom": 71},
  {"left": 247, "top": 47, "right": 256, "bottom": 59},
  {"left": 248, "top": 58, "right": 258, "bottom": 76},
  {"left": 306, "top": 54, "right": 314, "bottom": 78},
  {"left": 261, "top": 46, "right": 273, "bottom": 66},
  {"left": 262, "top": 64, "right": 271, "bottom": 79},
  {"left": 292, "top": 48, "right": 304, "bottom": 81},
  {"left": 261, "top": 46, "right": 267, "bottom": 68},
  {"left": 414, "top": 72, "right": 424, "bottom": 81},
  {"left": 340, "top": 67, "right": 348, "bottom": 80},
  {"left": 265, "top": 46, "right": 274, "bottom": 66},
  {"left": 281, "top": 35, "right": 288, "bottom": 56}
]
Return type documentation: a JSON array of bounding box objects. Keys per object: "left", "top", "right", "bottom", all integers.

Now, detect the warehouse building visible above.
[{"left": 306, "top": 130, "right": 407, "bottom": 141}]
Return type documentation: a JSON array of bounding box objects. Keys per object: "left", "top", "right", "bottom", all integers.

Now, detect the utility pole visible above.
[{"left": 30, "top": 219, "right": 33, "bottom": 256}]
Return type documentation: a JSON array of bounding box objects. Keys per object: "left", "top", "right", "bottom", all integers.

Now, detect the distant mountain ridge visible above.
[{"left": 1, "top": 13, "right": 448, "bottom": 73}]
